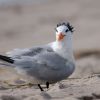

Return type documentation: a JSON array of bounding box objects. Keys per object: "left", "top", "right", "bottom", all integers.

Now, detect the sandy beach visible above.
[{"left": 0, "top": 0, "right": 100, "bottom": 99}]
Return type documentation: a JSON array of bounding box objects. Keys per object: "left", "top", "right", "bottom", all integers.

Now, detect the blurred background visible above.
[{"left": 0, "top": 0, "right": 100, "bottom": 81}]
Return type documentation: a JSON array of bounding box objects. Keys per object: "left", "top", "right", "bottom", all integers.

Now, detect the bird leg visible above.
[
  {"left": 46, "top": 82, "right": 49, "bottom": 89},
  {"left": 38, "top": 84, "right": 44, "bottom": 91}
]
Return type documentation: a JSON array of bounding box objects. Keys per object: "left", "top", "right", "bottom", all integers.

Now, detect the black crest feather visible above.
[{"left": 57, "top": 22, "right": 74, "bottom": 32}]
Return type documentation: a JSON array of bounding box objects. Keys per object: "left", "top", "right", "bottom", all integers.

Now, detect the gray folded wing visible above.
[
  {"left": 7, "top": 44, "right": 74, "bottom": 83},
  {"left": 6, "top": 45, "right": 53, "bottom": 59},
  {"left": 14, "top": 51, "right": 74, "bottom": 83}
]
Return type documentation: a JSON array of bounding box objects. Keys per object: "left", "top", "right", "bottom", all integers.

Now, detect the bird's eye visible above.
[{"left": 65, "top": 29, "right": 69, "bottom": 32}]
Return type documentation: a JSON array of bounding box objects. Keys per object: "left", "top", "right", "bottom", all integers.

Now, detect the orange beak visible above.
[{"left": 56, "top": 33, "right": 65, "bottom": 41}]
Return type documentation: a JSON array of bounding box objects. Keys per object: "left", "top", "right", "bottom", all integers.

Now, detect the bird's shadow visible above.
[{"left": 40, "top": 92, "right": 52, "bottom": 100}]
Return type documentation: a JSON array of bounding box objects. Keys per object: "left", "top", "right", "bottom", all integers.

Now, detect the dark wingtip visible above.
[{"left": 0, "top": 55, "right": 14, "bottom": 64}]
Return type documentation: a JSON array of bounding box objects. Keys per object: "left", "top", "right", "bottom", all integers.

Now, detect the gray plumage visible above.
[
  {"left": 7, "top": 45, "right": 74, "bottom": 84},
  {"left": 0, "top": 22, "right": 75, "bottom": 88}
]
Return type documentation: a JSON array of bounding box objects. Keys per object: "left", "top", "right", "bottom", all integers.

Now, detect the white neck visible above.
[{"left": 52, "top": 33, "right": 74, "bottom": 62}]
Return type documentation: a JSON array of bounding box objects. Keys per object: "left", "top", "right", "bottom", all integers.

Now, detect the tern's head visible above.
[{"left": 55, "top": 22, "right": 74, "bottom": 41}]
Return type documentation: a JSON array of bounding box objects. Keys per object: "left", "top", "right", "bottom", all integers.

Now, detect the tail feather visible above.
[{"left": 0, "top": 55, "right": 14, "bottom": 64}]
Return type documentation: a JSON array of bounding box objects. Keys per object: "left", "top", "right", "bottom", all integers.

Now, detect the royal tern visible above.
[{"left": 0, "top": 22, "right": 75, "bottom": 91}]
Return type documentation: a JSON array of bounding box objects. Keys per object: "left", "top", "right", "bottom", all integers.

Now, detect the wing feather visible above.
[{"left": 6, "top": 45, "right": 53, "bottom": 59}]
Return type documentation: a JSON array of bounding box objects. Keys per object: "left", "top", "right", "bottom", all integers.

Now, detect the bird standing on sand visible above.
[{"left": 0, "top": 22, "right": 75, "bottom": 91}]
